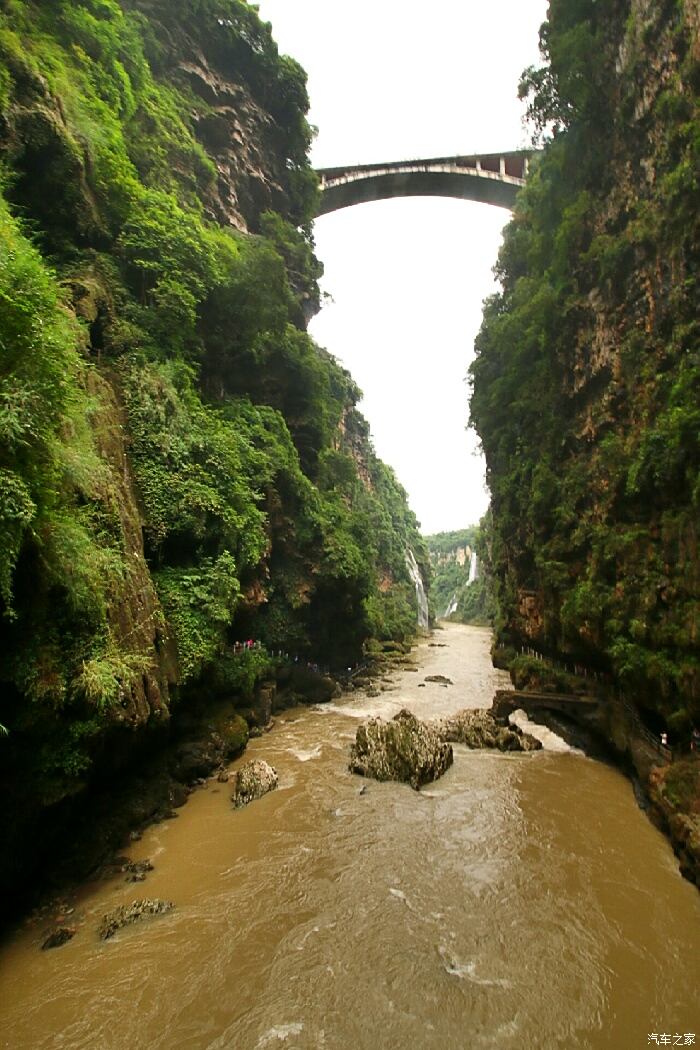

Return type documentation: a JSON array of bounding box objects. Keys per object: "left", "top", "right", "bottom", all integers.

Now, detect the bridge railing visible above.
[{"left": 320, "top": 160, "right": 526, "bottom": 190}]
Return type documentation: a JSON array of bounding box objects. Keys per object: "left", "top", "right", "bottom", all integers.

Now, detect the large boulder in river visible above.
[
  {"left": 230, "top": 759, "right": 279, "bottom": 808},
  {"left": 438, "top": 709, "right": 541, "bottom": 752},
  {"left": 349, "top": 709, "right": 453, "bottom": 790}
]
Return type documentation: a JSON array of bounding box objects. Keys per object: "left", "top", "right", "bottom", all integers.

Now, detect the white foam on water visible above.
[
  {"left": 509, "top": 709, "right": 578, "bottom": 753},
  {"left": 296, "top": 925, "right": 319, "bottom": 950},
  {"left": 439, "top": 946, "right": 511, "bottom": 987},
  {"left": 389, "top": 887, "right": 416, "bottom": 912},
  {"left": 295, "top": 919, "right": 336, "bottom": 951},
  {"left": 256, "top": 1023, "right": 304, "bottom": 1047},
  {"left": 286, "top": 744, "right": 322, "bottom": 762}
]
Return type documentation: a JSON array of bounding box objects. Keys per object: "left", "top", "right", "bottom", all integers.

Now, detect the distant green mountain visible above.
[{"left": 425, "top": 524, "right": 495, "bottom": 625}]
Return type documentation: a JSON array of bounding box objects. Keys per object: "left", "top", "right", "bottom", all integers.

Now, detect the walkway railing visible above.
[
  {"left": 517, "top": 644, "right": 611, "bottom": 683},
  {"left": 620, "top": 698, "right": 673, "bottom": 762},
  {"left": 231, "top": 642, "right": 331, "bottom": 677},
  {"left": 231, "top": 642, "right": 374, "bottom": 680}
]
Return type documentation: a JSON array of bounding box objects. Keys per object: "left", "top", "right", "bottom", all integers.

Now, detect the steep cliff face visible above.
[
  {"left": 123, "top": 0, "right": 316, "bottom": 234},
  {"left": 0, "top": 0, "right": 428, "bottom": 898},
  {"left": 470, "top": 0, "right": 699, "bottom": 738}
]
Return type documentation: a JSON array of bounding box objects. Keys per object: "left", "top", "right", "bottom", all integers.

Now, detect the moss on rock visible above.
[{"left": 349, "top": 709, "right": 454, "bottom": 790}]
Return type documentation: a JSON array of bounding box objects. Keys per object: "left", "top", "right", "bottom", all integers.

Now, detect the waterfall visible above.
[
  {"left": 468, "top": 551, "right": 479, "bottom": 584},
  {"left": 405, "top": 548, "right": 430, "bottom": 629},
  {"left": 444, "top": 592, "right": 459, "bottom": 618}
]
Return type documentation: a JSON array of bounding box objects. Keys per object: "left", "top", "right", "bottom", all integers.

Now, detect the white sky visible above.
[{"left": 257, "top": 0, "right": 548, "bottom": 535}]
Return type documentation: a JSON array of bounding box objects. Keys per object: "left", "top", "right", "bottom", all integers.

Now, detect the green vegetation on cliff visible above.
[
  {"left": 470, "top": 0, "right": 699, "bottom": 734},
  {"left": 0, "top": 0, "right": 428, "bottom": 860}
]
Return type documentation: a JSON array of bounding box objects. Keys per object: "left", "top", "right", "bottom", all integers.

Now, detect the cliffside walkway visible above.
[
  {"left": 494, "top": 689, "right": 675, "bottom": 763},
  {"left": 620, "top": 697, "right": 674, "bottom": 763},
  {"left": 315, "top": 151, "right": 532, "bottom": 216},
  {"left": 509, "top": 644, "right": 675, "bottom": 762}
]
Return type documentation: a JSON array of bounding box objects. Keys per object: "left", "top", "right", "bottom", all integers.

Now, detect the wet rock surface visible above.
[
  {"left": 123, "top": 858, "right": 153, "bottom": 874},
  {"left": 170, "top": 714, "right": 249, "bottom": 783},
  {"left": 123, "top": 859, "right": 154, "bottom": 883},
  {"left": 438, "top": 709, "right": 542, "bottom": 752},
  {"left": 274, "top": 667, "right": 339, "bottom": 708},
  {"left": 41, "top": 927, "right": 75, "bottom": 951},
  {"left": 349, "top": 709, "right": 454, "bottom": 790},
  {"left": 230, "top": 759, "right": 279, "bottom": 808},
  {"left": 648, "top": 758, "right": 700, "bottom": 887},
  {"left": 98, "top": 899, "right": 174, "bottom": 941}
]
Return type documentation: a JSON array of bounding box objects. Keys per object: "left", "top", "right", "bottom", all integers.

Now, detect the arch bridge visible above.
[{"left": 315, "top": 151, "right": 532, "bottom": 216}]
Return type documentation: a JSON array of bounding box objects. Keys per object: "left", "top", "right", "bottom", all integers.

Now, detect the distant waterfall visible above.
[
  {"left": 444, "top": 592, "right": 459, "bottom": 617},
  {"left": 468, "top": 551, "right": 479, "bottom": 584},
  {"left": 405, "top": 548, "right": 430, "bottom": 629}
]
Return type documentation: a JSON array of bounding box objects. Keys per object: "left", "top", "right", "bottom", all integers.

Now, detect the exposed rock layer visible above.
[
  {"left": 98, "top": 899, "right": 174, "bottom": 941},
  {"left": 438, "top": 709, "right": 542, "bottom": 752}
]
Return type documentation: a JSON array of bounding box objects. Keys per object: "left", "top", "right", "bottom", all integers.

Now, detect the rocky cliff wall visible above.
[
  {"left": 471, "top": 0, "right": 699, "bottom": 738},
  {"left": 0, "top": 0, "right": 428, "bottom": 905}
]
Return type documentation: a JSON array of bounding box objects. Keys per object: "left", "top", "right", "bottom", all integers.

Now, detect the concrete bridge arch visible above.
[{"left": 315, "top": 151, "right": 531, "bottom": 216}]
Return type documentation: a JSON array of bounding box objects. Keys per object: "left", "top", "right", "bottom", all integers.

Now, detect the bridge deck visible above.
[
  {"left": 317, "top": 150, "right": 532, "bottom": 182},
  {"left": 494, "top": 689, "right": 600, "bottom": 708}
]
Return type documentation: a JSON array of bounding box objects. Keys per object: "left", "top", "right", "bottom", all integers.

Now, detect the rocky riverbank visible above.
[
  {"left": 4, "top": 638, "right": 423, "bottom": 927},
  {"left": 11, "top": 638, "right": 423, "bottom": 942},
  {"left": 0, "top": 661, "right": 347, "bottom": 928}
]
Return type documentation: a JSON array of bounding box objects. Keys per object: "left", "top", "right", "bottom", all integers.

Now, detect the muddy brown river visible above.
[{"left": 0, "top": 624, "right": 698, "bottom": 1049}]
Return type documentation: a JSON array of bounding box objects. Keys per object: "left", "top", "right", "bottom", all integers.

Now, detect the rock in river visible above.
[
  {"left": 98, "top": 899, "right": 174, "bottom": 941},
  {"left": 438, "top": 709, "right": 541, "bottom": 752},
  {"left": 41, "top": 927, "right": 75, "bottom": 951},
  {"left": 230, "top": 759, "right": 279, "bottom": 808},
  {"left": 349, "top": 709, "right": 453, "bottom": 790}
]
